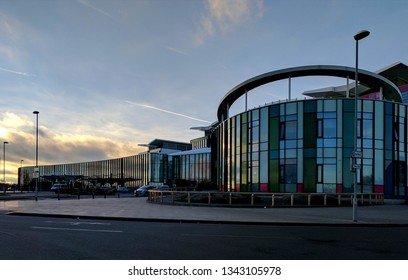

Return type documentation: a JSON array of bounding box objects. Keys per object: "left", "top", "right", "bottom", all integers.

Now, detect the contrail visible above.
[
  {"left": 0, "top": 67, "right": 34, "bottom": 77},
  {"left": 125, "top": 100, "right": 212, "bottom": 124},
  {"left": 77, "top": 0, "right": 117, "bottom": 21}
]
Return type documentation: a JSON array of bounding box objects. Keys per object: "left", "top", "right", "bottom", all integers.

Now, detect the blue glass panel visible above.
[
  {"left": 286, "top": 102, "right": 297, "bottom": 115},
  {"left": 324, "top": 100, "right": 336, "bottom": 111},
  {"left": 286, "top": 149, "right": 296, "bottom": 158},
  {"left": 323, "top": 165, "right": 336, "bottom": 183},
  {"left": 286, "top": 114, "right": 297, "bottom": 121},
  {"left": 286, "top": 121, "right": 297, "bottom": 139},
  {"left": 286, "top": 140, "right": 297, "bottom": 149},
  {"left": 363, "top": 139, "right": 373, "bottom": 148},
  {"left": 285, "top": 165, "right": 297, "bottom": 184},
  {"left": 324, "top": 158, "right": 336, "bottom": 164},
  {"left": 324, "top": 118, "right": 336, "bottom": 138},
  {"left": 323, "top": 139, "right": 336, "bottom": 147}
]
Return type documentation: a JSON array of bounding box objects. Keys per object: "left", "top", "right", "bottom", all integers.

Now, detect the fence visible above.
[{"left": 148, "top": 190, "right": 384, "bottom": 207}]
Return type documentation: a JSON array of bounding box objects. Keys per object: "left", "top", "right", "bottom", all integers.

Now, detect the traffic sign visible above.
[
  {"left": 352, "top": 164, "right": 361, "bottom": 169},
  {"left": 351, "top": 151, "right": 361, "bottom": 158}
]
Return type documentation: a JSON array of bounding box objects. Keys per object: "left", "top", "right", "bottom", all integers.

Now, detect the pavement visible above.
[{"left": 0, "top": 192, "right": 408, "bottom": 226}]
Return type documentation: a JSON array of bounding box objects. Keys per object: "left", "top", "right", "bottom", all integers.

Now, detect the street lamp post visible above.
[
  {"left": 33, "top": 111, "right": 39, "bottom": 201},
  {"left": 20, "top": 159, "right": 24, "bottom": 192},
  {"left": 352, "top": 30, "right": 370, "bottom": 222},
  {"left": 3, "top": 141, "right": 8, "bottom": 193}
]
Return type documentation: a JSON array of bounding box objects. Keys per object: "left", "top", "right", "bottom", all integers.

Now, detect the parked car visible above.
[
  {"left": 156, "top": 185, "right": 170, "bottom": 191},
  {"left": 134, "top": 185, "right": 156, "bottom": 197},
  {"left": 118, "top": 187, "right": 131, "bottom": 193},
  {"left": 50, "top": 183, "right": 68, "bottom": 193},
  {"left": 97, "top": 185, "right": 116, "bottom": 194}
]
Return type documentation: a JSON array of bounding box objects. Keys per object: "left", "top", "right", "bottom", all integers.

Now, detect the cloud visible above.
[
  {"left": 195, "top": 0, "right": 264, "bottom": 45},
  {"left": 0, "top": 111, "right": 145, "bottom": 183},
  {"left": 125, "top": 101, "right": 212, "bottom": 124}
]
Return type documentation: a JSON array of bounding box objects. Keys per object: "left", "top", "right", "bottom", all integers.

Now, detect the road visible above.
[{"left": 0, "top": 214, "right": 407, "bottom": 260}]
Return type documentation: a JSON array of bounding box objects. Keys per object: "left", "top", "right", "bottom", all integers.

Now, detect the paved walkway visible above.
[{"left": 1, "top": 193, "right": 407, "bottom": 225}]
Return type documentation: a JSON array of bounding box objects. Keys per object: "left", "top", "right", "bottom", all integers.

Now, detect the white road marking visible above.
[
  {"left": 181, "top": 233, "right": 300, "bottom": 240},
  {"left": 45, "top": 221, "right": 111, "bottom": 226},
  {"left": 31, "top": 226, "right": 122, "bottom": 233}
]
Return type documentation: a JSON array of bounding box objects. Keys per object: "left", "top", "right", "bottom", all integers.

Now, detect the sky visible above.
[{"left": 0, "top": 0, "right": 407, "bottom": 182}]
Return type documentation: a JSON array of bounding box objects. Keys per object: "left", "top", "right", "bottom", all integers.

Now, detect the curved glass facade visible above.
[{"left": 216, "top": 98, "right": 408, "bottom": 199}]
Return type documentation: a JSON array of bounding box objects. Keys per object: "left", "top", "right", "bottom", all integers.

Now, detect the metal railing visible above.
[{"left": 148, "top": 190, "right": 384, "bottom": 207}]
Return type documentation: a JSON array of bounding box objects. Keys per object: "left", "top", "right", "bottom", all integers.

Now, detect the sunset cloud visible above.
[{"left": 195, "top": 0, "right": 264, "bottom": 45}]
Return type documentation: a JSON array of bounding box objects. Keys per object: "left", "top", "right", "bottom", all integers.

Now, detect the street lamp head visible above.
[
  {"left": 3, "top": 141, "right": 8, "bottom": 144},
  {"left": 33, "top": 111, "right": 39, "bottom": 115},
  {"left": 354, "top": 30, "right": 370, "bottom": 41}
]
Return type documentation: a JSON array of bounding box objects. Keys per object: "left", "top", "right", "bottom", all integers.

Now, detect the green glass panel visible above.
[
  {"left": 343, "top": 99, "right": 354, "bottom": 112},
  {"left": 303, "top": 158, "right": 316, "bottom": 192},
  {"left": 343, "top": 112, "right": 355, "bottom": 148},
  {"left": 269, "top": 117, "right": 279, "bottom": 150},
  {"left": 304, "top": 148, "right": 316, "bottom": 158},
  {"left": 242, "top": 112, "right": 247, "bottom": 123},
  {"left": 269, "top": 160, "right": 279, "bottom": 192},
  {"left": 270, "top": 105, "right": 279, "bottom": 117},
  {"left": 241, "top": 123, "right": 247, "bottom": 153},
  {"left": 304, "top": 100, "right": 316, "bottom": 113},
  {"left": 241, "top": 159, "right": 247, "bottom": 191},
  {"left": 304, "top": 113, "right": 317, "bottom": 148}
]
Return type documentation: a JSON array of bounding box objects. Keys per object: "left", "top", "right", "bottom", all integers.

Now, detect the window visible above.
[{"left": 317, "top": 113, "right": 336, "bottom": 139}]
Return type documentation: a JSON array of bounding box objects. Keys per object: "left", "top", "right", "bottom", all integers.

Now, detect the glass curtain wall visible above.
[
  {"left": 216, "top": 99, "right": 407, "bottom": 198},
  {"left": 18, "top": 152, "right": 171, "bottom": 190}
]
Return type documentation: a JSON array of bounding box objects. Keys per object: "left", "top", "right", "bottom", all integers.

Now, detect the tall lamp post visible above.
[
  {"left": 352, "top": 30, "right": 370, "bottom": 222},
  {"left": 3, "top": 141, "right": 8, "bottom": 193},
  {"left": 20, "top": 159, "right": 24, "bottom": 192},
  {"left": 33, "top": 111, "right": 39, "bottom": 201}
]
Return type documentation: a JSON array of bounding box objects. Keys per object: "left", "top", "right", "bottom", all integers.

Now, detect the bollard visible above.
[
  {"left": 290, "top": 194, "right": 294, "bottom": 206},
  {"left": 324, "top": 194, "right": 327, "bottom": 206},
  {"left": 338, "top": 194, "right": 341, "bottom": 206},
  {"left": 251, "top": 194, "right": 254, "bottom": 206},
  {"left": 229, "top": 192, "right": 232, "bottom": 206},
  {"left": 58, "top": 191, "right": 60, "bottom": 201},
  {"left": 208, "top": 192, "right": 211, "bottom": 205},
  {"left": 188, "top": 192, "right": 191, "bottom": 204},
  {"left": 308, "top": 194, "right": 311, "bottom": 206},
  {"left": 272, "top": 194, "right": 275, "bottom": 207}
]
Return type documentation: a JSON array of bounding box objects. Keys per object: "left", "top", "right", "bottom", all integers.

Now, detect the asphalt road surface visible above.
[{"left": 0, "top": 214, "right": 407, "bottom": 260}]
